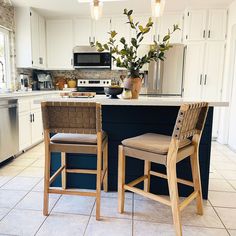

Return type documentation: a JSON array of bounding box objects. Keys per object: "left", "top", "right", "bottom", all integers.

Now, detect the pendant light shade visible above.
[
  {"left": 91, "top": 0, "right": 103, "bottom": 20},
  {"left": 152, "top": 0, "right": 165, "bottom": 18}
]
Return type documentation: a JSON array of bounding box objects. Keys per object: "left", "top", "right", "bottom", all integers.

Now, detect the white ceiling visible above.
[{"left": 11, "top": 0, "right": 234, "bottom": 18}]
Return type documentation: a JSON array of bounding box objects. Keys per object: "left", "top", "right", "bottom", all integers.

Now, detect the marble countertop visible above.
[
  {"left": 35, "top": 95, "right": 229, "bottom": 107},
  {"left": 0, "top": 91, "right": 60, "bottom": 99}
]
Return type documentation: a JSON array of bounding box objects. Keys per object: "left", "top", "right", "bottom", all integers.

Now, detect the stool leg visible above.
[
  {"left": 61, "top": 152, "right": 66, "bottom": 190},
  {"left": 144, "top": 160, "right": 151, "bottom": 192},
  {"left": 118, "top": 145, "right": 125, "bottom": 213},
  {"left": 167, "top": 162, "right": 182, "bottom": 236},
  {"left": 103, "top": 141, "right": 108, "bottom": 192},
  {"left": 190, "top": 151, "right": 203, "bottom": 215},
  {"left": 43, "top": 139, "right": 50, "bottom": 216},
  {"left": 96, "top": 133, "right": 102, "bottom": 220}
]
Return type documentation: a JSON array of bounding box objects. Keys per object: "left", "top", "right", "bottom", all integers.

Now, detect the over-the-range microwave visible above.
[{"left": 73, "top": 46, "right": 111, "bottom": 69}]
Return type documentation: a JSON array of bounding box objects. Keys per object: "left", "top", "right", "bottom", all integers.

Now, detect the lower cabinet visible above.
[{"left": 18, "top": 98, "right": 44, "bottom": 151}]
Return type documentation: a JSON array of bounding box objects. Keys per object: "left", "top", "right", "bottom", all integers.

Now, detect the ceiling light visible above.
[
  {"left": 152, "top": 0, "right": 165, "bottom": 18},
  {"left": 90, "top": 0, "right": 103, "bottom": 20}
]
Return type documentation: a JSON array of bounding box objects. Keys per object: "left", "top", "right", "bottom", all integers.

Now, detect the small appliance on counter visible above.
[
  {"left": 18, "top": 74, "right": 30, "bottom": 91},
  {"left": 32, "top": 70, "right": 54, "bottom": 90}
]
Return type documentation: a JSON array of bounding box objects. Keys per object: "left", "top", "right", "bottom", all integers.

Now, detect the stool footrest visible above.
[
  {"left": 127, "top": 175, "right": 148, "bottom": 187},
  {"left": 150, "top": 171, "right": 194, "bottom": 187},
  {"left": 179, "top": 191, "right": 199, "bottom": 211},
  {"left": 49, "top": 188, "right": 97, "bottom": 197},
  {"left": 124, "top": 185, "right": 171, "bottom": 206},
  {"left": 50, "top": 165, "right": 65, "bottom": 185},
  {"left": 66, "top": 169, "right": 97, "bottom": 174}
]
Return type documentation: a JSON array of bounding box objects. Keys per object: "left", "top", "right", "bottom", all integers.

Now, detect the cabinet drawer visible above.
[
  {"left": 18, "top": 99, "right": 31, "bottom": 113},
  {"left": 30, "top": 96, "right": 42, "bottom": 110}
]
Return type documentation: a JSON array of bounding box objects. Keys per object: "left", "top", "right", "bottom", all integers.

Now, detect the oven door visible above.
[{"left": 74, "top": 52, "right": 111, "bottom": 69}]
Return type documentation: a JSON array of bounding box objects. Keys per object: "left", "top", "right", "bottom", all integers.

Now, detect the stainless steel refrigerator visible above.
[{"left": 142, "top": 44, "right": 186, "bottom": 96}]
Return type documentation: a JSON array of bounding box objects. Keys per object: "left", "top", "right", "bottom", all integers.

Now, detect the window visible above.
[{"left": 0, "top": 27, "right": 11, "bottom": 90}]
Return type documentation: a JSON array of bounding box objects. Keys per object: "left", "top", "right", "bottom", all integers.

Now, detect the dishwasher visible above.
[{"left": 0, "top": 99, "right": 19, "bottom": 164}]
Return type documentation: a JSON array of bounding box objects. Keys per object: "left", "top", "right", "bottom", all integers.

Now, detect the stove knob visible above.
[{"left": 84, "top": 81, "right": 86, "bottom": 84}]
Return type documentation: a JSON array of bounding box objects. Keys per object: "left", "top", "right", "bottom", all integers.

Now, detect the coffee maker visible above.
[
  {"left": 19, "top": 74, "right": 30, "bottom": 91},
  {"left": 32, "top": 70, "right": 54, "bottom": 90}
]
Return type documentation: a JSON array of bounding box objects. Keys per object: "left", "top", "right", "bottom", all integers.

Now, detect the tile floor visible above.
[{"left": 0, "top": 142, "right": 235, "bottom": 235}]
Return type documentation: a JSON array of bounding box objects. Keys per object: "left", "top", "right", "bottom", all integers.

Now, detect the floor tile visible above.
[
  {"left": 1, "top": 176, "right": 41, "bottom": 191},
  {"left": 32, "top": 179, "right": 44, "bottom": 192},
  {"left": 218, "top": 170, "right": 236, "bottom": 180},
  {"left": 91, "top": 197, "right": 133, "bottom": 219},
  {"left": 85, "top": 217, "right": 132, "bottom": 236},
  {"left": 31, "top": 159, "right": 45, "bottom": 168},
  {"left": 36, "top": 213, "right": 89, "bottom": 236},
  {"left": 0, "top": 176, "right": 12, "bottom": 187},
  {"left": 229, "top": 230, "right": 236, "bottom": 236},
  {"left": 212, "top": 161, "right": 236, "bottom": 171},
  {"left": 0, "top": 209, "right": 46, "bottom": 236},
  {"left": 133, "top": 220, "right": 228, "bottom": 236},
  {"left": 18, "top": 167, "right": 44, "bottom": 178},
  {"left": 209, "top": 169, "right": 223, "bottom": 179},
  {"left": 0, "top": 208, "right": 10, "bottom": 220},
  {"left": 15, "top": 191, "right": 60, "bottom": 211},
  {"left": 229, "top": 180, "right": 236, "bottom": 190},
  {"left": 8, "top": 157, "right": 37, "bottom": 167},
  {"left": 0, "top": 166, "right": 25, "bottom": 177},
  {"left": 215, "top": 207, "right": 236, "bottom": 229},
  {"left": 52, "top": 195, "right": 95, "bottom": 215},
  {"left": 209, "top": 179, "right": 235, "bottom": 192},
  {"left": 101, "top": 191, "right": 133, "bottom": 199},
  {"left": 0, "top": 190, "right": 27, "bottom": 208},
  {"left": 208, "top": 191, "right": 236, "bottom": 207}
]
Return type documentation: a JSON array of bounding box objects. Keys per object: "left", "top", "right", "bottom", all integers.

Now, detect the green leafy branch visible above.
[{"left": 91, "top": 9, "right": 180, "bottom": 76}]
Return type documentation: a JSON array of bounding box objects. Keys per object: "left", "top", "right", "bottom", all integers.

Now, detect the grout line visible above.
[{"left": 83, "top": 198, "right": 96, "bottom": 236}]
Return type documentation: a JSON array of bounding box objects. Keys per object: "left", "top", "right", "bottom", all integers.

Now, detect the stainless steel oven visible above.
[{"left": 73, "top": 46, "right": 111, "bottom": 69}]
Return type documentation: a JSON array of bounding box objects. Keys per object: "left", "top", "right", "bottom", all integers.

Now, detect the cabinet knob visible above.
[
  {"left": 208, "top": 30, "right": 211, "bottom": 38},
  {"left": 200, "top": 74, "right": 203, "bottom": 85},
  {"left": 203, "top": 30, "right": 206, "bottom": 38},
  {"left": 204, "top": 75, "right": 207, "bottom": 85}
]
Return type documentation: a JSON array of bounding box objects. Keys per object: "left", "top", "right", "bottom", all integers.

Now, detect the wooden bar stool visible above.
[
  {"left": 41, "top": 101, "right": 108, "bottom": 220},
  {"left": 118, "top": 102, "right": 209, "bottom": 236}
]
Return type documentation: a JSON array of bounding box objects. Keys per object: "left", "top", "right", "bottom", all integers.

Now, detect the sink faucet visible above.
[{"left": 0, "top": 61, "right": 4, "bottom": 83}]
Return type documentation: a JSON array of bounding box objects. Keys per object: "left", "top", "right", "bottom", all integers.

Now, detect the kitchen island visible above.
[{"left": 41, "top": 96, "right": 228, "bottom": 199}]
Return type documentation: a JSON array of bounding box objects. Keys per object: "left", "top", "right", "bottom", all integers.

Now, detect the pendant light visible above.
[
  {"left": 91, "top": 0, "right": 103, "bottom": 20},
  {"left": 152, "top": 0, "right": 165, "bottom": 18}
]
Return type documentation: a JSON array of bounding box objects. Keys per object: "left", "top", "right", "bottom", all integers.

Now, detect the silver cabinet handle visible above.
[
  {"left": 203, "top": 30, "right": 206, "bottom": 38},
  {"left": 32, "top": 113, "right": 35, "bottom": 122},
  {"left": 30, "top": 114, "right": 32, "bottom": 123},
  {"left": 208, "top": 30, "right": 211, "bottom": 38},
  {"left": 204, "top": 74, "right": 207, "bottom": 85},
  {"left": 200, "top": 74, "right": 203, "bottom": 85}
]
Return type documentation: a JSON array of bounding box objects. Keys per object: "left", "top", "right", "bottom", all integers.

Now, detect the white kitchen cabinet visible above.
[
  {"left": 46, "top": 19, "right": 74, "bottom": 70},
  {"left": 18, "top": 98, "right": 44, "bottom": 151},
  {"left": 74, "top": 18, "right": 93, "bottom": 46},
  {"left": 15, "top": 7, "right": 46, "bottom": 69},
  {"left": 184, "top": 9, "right": 227, "bottom": 42},
  {"left": 94, "top": 18, "right": 111, "bottom": 44},
  {"left": 158, "top": 12, "right": 183, "bottom": 43},
  {"left": 184, "top": 42, "right": 225, "bottom": 100},
  {"left": 202, "top": 42, "right": 225, "bottom": 100},
  {"left": 184, "top": 10, "right": 207, "bottom": 41},
  {"left": 184, "top": 42, "right": 205, "bottom": 99},
  {"left": 111, "top": 17, "right": 130, "bottom": 44},
  {"left": 207, "top": 9, "right": 227, "bottom": 41}
]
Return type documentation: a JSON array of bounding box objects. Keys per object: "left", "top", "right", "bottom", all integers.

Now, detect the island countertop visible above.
[{"left": 36, "top": 95, "right": 229, "bottom": 107}]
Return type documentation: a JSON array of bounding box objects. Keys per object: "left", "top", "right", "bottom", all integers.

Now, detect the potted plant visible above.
[{"left": 91, "top": 9, "right": 180, "bottom": 99}]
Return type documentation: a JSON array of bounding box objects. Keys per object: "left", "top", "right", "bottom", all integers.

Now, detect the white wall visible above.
[{"left": 218, "top": 0, "right": 236, "bottom": 150}]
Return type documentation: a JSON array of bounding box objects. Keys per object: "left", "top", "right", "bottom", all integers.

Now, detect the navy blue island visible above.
[{"left": 47, "top": 96, "right": 228, "bottom": 199}]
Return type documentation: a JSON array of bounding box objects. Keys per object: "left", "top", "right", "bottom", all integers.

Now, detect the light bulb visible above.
[
  {"left": 91, "top": 1, "right": 103, "bottom": 20},
  {"left": 152, "top": 0, "right": 165, "bottom": 18}
]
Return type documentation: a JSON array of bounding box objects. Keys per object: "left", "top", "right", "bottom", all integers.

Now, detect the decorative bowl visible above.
[{"left": 104, "top": 86, "right": 123, "bottom": 99}]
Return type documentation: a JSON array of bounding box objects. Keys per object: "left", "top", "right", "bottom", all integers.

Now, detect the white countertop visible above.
[
  {"left": 35, "top": 95, "right": 229, "bottom": 107},
  {"left": 0, "top": 91, "right": 60, "bottom": 99}
]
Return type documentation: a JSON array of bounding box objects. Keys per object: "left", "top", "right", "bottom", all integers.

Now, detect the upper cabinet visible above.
[
  {"left": 46, "top": 19, "right": 74, "bottom": 70},
  {"left": 94, "top": 18, "right": 111, "bottom": 44},
  {"left": 15, "top": 8, "right": 46, "bottom": 69},
  {"left": 158, "top": 12, "right": 184, "bottom": 43},
  {"left": 184, "top": 9, "right": 227, "bottom": 41}
]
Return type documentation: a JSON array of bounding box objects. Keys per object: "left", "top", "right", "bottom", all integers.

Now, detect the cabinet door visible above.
[
  {"left": 19, "top": 112, "right": 32, "bottom": 151},
  {"left": 202, "top": 42, "right": 225, "bottom": 100},
  {"left": 30, "top": 10, "right": 40, "bottom": 68},
  {"left": 74, "top": 18, "right": 93, "bottom": 46},
  {"left": 46, "top": 19, "right": 73, "bottom": 69},
  {"left": 183, "top": 42, "right": 205, "bottom": 99},
  {"left": 38, "top": 15, "right": 46, "bottom": 68},
  {"left": 185, "top": 10, "right": 207, "bottom": 41},
  {"left": 131, "top": 16, "right": 155, "bottom": 44},
  {"left": 158, "top": 13, "right": 183, "bottom": 43},
  {"left": 207, "top": 9, "right": 227, "bottom": 41},
  {"left": 31, "top": 109, "right": 43, "bottom": 145},
  {"left": 94, "top": 18, "right": 111, "bottom": 44}
]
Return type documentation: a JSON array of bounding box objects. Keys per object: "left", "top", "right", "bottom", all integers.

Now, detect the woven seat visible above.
[
  {"left": 51, "top": 132, "right": 107, "bottom": 145},
  {"left": 122, "top": 133, "right": 191, "bottom": 155},
  {"left": 118, "top": 103, "right": 209, "bottom": 236}
]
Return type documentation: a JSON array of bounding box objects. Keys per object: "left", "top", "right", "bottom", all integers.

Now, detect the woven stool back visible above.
[
  {"left": 172, "top": 102, "right": 209, "bottom": 141},
  {"left": 41, "top": 101, "right": 102, "bottom": 134}
]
